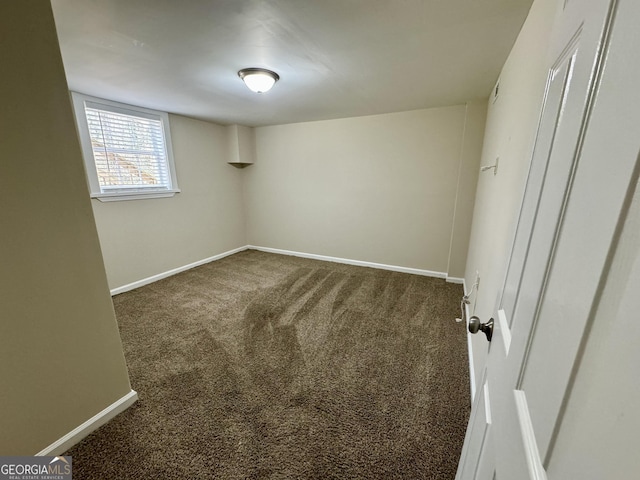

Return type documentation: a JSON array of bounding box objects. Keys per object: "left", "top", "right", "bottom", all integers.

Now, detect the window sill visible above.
[{"left": 91, "top": 189, "right": 181, "bottom": 202}]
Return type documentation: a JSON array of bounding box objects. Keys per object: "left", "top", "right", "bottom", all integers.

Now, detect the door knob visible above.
[{"left": 469, "top": 316, "right": 494, "bottom": 342}]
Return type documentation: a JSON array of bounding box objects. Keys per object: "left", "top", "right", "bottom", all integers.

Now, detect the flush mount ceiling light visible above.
[{"left": 238, "top": 68, "right": 280, "bottom": 93}]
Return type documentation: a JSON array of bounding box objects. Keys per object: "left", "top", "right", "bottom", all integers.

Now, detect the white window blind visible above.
[{"left": 72, "top": 93, "right": 180, "bottom": 201}]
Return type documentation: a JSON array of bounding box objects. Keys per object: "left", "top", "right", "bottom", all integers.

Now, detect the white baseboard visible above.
[
  {"left": 110, "top": 246, "right": 249, "bottom": 295},
  {"left": 463, "top": 278, "right": 476, "bottom": 402},
  {"left": 248, "top": 245, "right": 448, "bottom": 279},
  {"left": 36, "top": 389, "right": 138, "bottom": 456},
  {"left": 110, "top": 245, "right": 456, "bottom": 296}
]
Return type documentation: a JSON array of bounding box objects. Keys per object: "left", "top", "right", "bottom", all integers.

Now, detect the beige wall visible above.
[
  {"left": 91, "top": 115, "right": 247, "bottom": 290},
  {"left": 0, "top": 1, "right": 132, "bottom": 455},
  {"left": 464, "top": 0, "right": 559, "bottom": 389},
  {"left": 244, "top": 105, "right": 484, "bottom": 276},
  {"left": 447, "top": 100, "right": 487, "bottom": 278}
]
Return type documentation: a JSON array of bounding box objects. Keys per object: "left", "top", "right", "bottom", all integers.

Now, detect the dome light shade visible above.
[{"left": 238, "top": 68, "right": 280, "bottom": 93}]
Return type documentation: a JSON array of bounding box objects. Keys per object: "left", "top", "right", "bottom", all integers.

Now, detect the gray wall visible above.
[{"left": 0, "top": 1, "right": 132, "bottom": 455}]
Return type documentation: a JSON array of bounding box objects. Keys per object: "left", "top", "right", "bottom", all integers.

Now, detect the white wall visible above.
[
  {"left": 244, "top": 105, "right": 485, "bottom": 277},
  {"left": 0, "top": 1, "right": 132, "bottom": 455},
  {"left": 91, "top": 115, "right": 247, "bottom": 290},
  {"left": 464, "top": 0, "right": 559, "bottom": 390}
]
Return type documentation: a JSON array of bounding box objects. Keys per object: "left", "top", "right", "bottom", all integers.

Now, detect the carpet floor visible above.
[{"left": 66, "top": 250, "right": 470, "bottom": 479}]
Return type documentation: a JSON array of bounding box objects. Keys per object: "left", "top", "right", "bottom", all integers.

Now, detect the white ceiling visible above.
[{"left": 51, "top": 0, "right": 533, "bottom": 127}]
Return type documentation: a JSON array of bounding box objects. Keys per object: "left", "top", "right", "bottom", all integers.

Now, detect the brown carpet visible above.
[{"left": 66, "top": 250, "right": 470, "bottom": 479}]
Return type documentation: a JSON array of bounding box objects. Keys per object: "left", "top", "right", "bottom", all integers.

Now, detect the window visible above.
[{"left": 71, "top": 92, "right": 180, "bottom": 201}]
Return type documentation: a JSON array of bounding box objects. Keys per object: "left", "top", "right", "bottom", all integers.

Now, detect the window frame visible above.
[{"left": 71, "top": 92, "right": 180, "bottom": 202}]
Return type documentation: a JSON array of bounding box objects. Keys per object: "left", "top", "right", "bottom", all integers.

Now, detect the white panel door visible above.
[{"left": 456, "top": 0, "right": 639, "bottom": 478}]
